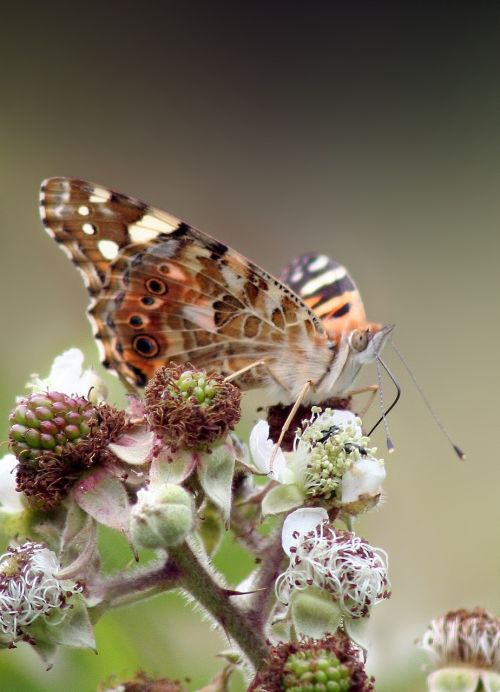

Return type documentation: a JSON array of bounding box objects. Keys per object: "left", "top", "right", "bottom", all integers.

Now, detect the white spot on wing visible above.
[
  {"left": 82, "top": 223, "right": 96, "bottom": 235},
  {"left": 291, "top": 270, "right": 303, "bottom": 282},
  {"left": 78, "top": 205, "right": 90, "bottom": 216},
  {"left": 308, "top": 255, "right": 329, "bottom": 271},
  {"left": 301, "top": 266, "right": 347, "bottom": 296},
  {"left": 98, "top": 239, "right": 119, "bottom": 260},
  {"left": 90, "top": 187, "right": 111, "bottom": 203}
]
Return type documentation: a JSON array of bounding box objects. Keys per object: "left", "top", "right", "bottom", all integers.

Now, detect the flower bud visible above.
[{"left": 130, "top": 484, "right": 195, "bottom": 549}]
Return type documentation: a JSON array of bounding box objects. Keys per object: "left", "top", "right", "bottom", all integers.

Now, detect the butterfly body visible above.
[{"left": 40, "top": 178, "right": 391, "bottom": 404}]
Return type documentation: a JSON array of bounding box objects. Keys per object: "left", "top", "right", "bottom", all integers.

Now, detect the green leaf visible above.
[
  {"left": 197, "top": 438, "right": 236, "bottom": 524},
  {"left": 261, "top": 483, "right": 304, "bottom": 516}
]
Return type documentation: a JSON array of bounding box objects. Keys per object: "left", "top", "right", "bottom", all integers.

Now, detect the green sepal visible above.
[
  {"left": 290, "top": 586, "right": 342, "bottom": 639},
  {"left": 198, "top": 502, "right": 224, "bottom": 556},
  {"left": 197, "top": 437, "right": 236, "bottom": 524},
  {"left": 427, "top": 668, "right": 480, "bottom": 692},
  {"left": 261, "top": 483, "right": 304, "bottom": 516}
]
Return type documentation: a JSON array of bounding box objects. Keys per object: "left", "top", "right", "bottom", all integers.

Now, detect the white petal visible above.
[
  {"left": 281, "top": 507, "right": 328, "bottom": 555},
  {"left": 0, "top": 454, "right": 23, "bottom": 513},
  {"left": 341, "top": 457, "right": 386, "bottom": 504},
  {"left": 28, "top": 349, "right": 107, "bottom": 400},
  {"left": 331, "top": 409, "right": 363, "bottom": 438},
  {"left": 249, "top": 420, "right": 287, "bottom": 481}
]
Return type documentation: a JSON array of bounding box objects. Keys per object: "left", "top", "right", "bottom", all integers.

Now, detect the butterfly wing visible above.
[
  {"left": 280, "top": 253, "right": 368, "bottom": 338},
  {"left": 41, "top": 178, "right": 332, "bottom": 398}
]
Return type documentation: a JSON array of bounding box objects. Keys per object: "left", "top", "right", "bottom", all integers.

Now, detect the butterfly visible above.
[{"left": 40, "top": 177, "right": 392, "bottom": 405}]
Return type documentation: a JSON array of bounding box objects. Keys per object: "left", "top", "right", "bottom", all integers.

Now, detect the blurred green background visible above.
[{"left": 1, "top": 5, "right": 500, "bottom": 691}]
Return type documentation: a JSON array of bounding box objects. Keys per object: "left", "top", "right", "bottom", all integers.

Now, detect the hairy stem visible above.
[
  {"left": 168, "top": 541, "right": 269, "bottom": 671},
  {"left": 246, "top": 518, "right": 285, "bottom": 624},
  {"left": 90, "top": 557, "right": 181, "bottom": 612}
]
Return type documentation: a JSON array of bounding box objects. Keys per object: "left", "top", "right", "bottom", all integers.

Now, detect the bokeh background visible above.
[{"left": 1, "top": 5, "right": 499, "bottom": 690}]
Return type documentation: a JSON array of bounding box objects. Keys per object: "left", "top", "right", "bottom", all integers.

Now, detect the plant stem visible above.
[
  {"left": 168, "top": 541, "right": 269, "bottom": 671},
  {"left": 246, "top": 519, "right": 285, "bottom": 625}
]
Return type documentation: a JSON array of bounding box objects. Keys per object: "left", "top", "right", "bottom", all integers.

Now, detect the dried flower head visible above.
[
  {"left": 420, "top": 608, "right": 500, "bottom": 674},
  {"left": 277, "top": 510, "right": 390, "bottom": 620},
  {"left": 100, "top": 670, "right": 186, "bottom": 692},
  {"left": 13, "top": 398, "right": 127, "bottom": 510},
  {"left": 0, "top": 541, "right": 81, "bottom": 646},
  {"left": 144, "top": 363, "right": 241, "bottom": 450},
  {"left": 249, "top": 633, "right": 375, "bottom": 691}
]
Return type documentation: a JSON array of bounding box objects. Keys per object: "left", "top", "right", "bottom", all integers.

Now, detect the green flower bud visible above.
[{"left": 130, "top": 484, "right": 194, "bottom": 549}]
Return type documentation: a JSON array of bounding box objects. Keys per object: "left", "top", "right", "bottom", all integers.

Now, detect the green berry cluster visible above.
[
  {"left": 9, "top": 392, "right": 94, "bottom": 463},
  {"left": 172, "top": 370, "right": 219, "bottom": 406},
  {"left": 283, "top": 649, "right": 351, "bottom": 691}
]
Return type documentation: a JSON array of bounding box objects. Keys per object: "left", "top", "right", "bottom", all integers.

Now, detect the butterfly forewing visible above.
[{"left": 40, "top": 178, "right": 331, "bottom": 397}]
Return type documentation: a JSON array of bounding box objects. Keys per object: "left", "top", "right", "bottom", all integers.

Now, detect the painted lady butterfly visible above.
[{"left": 40, "top": 177, "right": 392, "bottom": 404}]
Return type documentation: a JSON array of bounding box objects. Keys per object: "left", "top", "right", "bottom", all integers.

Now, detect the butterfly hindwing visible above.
[
  {"left": 41, "top": 178, "right": 329, "bottom": 393},
  {"left": 280, "top": 252, "right": 367, "bottom": 337}
]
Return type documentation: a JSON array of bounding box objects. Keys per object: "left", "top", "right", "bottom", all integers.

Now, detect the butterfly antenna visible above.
[
  {"left": 388, "top": 341, "right": 465, "bottom": 460},
  {"left": 367, "top": 356, "right": 399, "bottom": 452}
]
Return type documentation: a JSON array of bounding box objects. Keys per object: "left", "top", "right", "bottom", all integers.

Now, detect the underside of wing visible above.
[
  {"left": 41, "top": 178, "right": 331, "bottom": 396},
  {"left": 280, "top": 252, "right": 368, "bottom": 337}
]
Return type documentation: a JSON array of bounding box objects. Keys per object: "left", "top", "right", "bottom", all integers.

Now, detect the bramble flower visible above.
[
  {"left": 249, "top": 633, "right": 375, "bottom": 691},
  {"left": 276, "top": 508, "right": 390, "bottom": 644},
  {"left": 250, "top": 408, "right": 385, "bottom": 516},
  {"left": 144, "top": 363, "right": 241, "bottom": 451},
  {"left": 26, "top": 348, "right": 107, "bottom": 404},
  {"left": 420, "top": 608, "right": 500, "bottom": 692},
  {"left": 0, "top": 541, "right": 85, "bottom": 648}
]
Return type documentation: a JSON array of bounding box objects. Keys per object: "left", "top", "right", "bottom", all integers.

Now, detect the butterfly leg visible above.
[
  {"left": 269, "top": 379, "right": 314, "bottom": 469},
  {"left": 224, "top": 360, "right": 292, "bottom": 395},
  {"left": 345, "top": 384, "right": 379, "bottom": 417}
]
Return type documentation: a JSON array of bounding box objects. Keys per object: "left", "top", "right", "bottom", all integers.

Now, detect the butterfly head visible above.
[{"left": 347, "top": 323, "right": 394, "bottom": 365}]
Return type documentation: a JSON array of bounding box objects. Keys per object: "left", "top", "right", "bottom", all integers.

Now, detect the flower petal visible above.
[
  {"left": 281, "top": 507, "right": 328, "bottom": 555},
  {"left": 27, "top": 348, "right": 107, "bottom": 401},
  {"left": 109, "top": 427, "right": 154, "bottom": 465},
  {"left": 249, "top": 420, "right": 287, "bottom": 481},
  {"left": 261, "top": 484, "right": 304, "bottom": 517},
  {"left": 0, "top": 454, "right": 23, "bottom": 514},
  {"left": 341, "top": 457, "right": 386, "bottom": 504}
]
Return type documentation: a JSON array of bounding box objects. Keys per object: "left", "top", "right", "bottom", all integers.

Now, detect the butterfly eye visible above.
[
  {"left": 145, "top": 278, "right": 167, "bottom": 295},
  {"left": 132, "top": 335, "right": 160, "bottom": 358},
  {"left": 349, "top": 329, "right": 370, "bottom": 352}
]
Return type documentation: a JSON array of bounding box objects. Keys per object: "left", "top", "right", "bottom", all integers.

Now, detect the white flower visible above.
[
  {"left": 0, "top": 541, "right": 82, "bottom": 645},
  {"left": 276, "top": 507, "right": 390, "bottom": 643},
  {"left": 27, "top": 348, "right": 107, "bottom": 403},
  {"left": 0, "top": 455, "right": 23, "bottom": 514},
  {"left": 420, "top": 608, "right": 500, "bottom": 692},
  {"left": 249, "top": 409, "right": 385, "bottom": 515}
]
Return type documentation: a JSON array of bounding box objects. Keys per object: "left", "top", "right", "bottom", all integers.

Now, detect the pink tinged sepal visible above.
[
  {"left": 150, "top": 448, "right": 197, "bottom": 486},
  {"left": 197, "top": 437, "right": 236, "bottom": 524},
  {"left": 57, "top": 502, "right": 98, "bottom": 582},
  {"left": 290, "top": 587, "right": 343, "bottom": 640},
  {"left": 108, "top": 427, "right": 154, "bottom": 465},
  {"left": 281, "top": 507, "right": 328, "bottom": 555},
  {"left": 261, "top": 483, "right": 304, "bottom": 516},
  {"left": 73, "top": 468, "right": 131, "bottom": 532},
  {"left": 427, "top": 668, "right": 481, "bottom": 692}
]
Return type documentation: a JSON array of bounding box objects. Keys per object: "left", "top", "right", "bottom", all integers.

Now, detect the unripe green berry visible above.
[
  {"left": 282, "top": 650, "right": 350, "bottom": 691},
  {"left": 8, "top": 392, "right": 94, "bottom": 464},
  {"left": 130, "top": 484, "right": 195, "bottom": 550}
]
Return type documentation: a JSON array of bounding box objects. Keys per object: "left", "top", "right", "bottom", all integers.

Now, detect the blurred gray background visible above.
[{"left": 0, "top": 5, "right": 499, "bottom": 690}]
